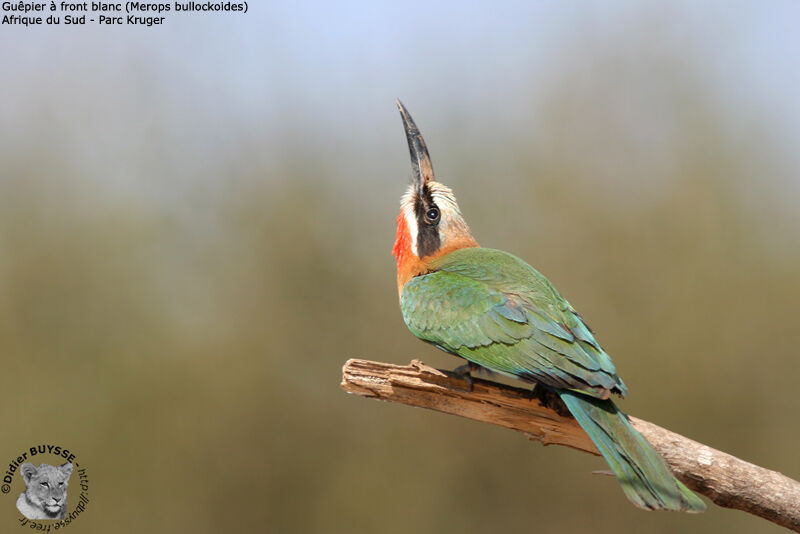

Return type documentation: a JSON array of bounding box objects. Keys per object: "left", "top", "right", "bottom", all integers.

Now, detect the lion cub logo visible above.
[{"left": 16, "top": 462, "right": 73, "bottom": 520}]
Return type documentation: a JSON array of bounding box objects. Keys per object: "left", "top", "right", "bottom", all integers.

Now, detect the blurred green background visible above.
[{"left": 1, "top": 2, "right": 799, "bottom": 533}]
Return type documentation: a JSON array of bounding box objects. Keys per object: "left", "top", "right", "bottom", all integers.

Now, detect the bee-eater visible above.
[{"left": 392, "top": 100, "right": 705, "bottom": 512}]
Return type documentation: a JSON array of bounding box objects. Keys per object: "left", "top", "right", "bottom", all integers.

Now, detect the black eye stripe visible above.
[
  {"left": 415, "top": 185, "right": 440, "bottom": 224},
  {"left": 414, "top": 190, "right": 441, "bottom": 257},
  {"left": 414, "top": 199, "right": 439, "bottom": 225}
]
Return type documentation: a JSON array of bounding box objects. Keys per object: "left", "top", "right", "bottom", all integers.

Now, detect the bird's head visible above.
[{"left": 392, "top": 100, "right": 478, "bottom": 293}]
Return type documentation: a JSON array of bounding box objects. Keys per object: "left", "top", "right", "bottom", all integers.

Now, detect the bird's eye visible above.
[
  {"left": 40, "top": 482, "right": 49, "bottom": 487},
  {"left": 425, "top": 207, "right": 440, "bottom": 223}
]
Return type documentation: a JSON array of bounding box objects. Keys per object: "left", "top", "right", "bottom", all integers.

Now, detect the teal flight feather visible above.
[{"left": 400, "top": 247, "right": 705, "bottom": 512}]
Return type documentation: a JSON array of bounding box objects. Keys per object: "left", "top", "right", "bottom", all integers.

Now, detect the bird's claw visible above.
[{"left": 452, "top": 363, "right": 475, "bottom": 392}]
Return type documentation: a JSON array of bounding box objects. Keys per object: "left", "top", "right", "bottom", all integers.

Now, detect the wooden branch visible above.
[{"left": 341, "top": 358, "right": 800, "bottom": 531}]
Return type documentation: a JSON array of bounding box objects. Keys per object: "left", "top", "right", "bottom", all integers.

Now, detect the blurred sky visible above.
[{"left": 2, "top": 1, "right": 800, "bottom": 197}]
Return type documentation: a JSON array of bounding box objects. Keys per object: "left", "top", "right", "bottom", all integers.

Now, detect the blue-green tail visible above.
[{"left": 559, "top": 390, "right": 706, "bottom": 512}]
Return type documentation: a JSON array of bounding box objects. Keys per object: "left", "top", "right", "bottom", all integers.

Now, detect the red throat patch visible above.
[
  {"left": 392, "top": 212, "right": 412, "bottom": 268},
  {"left": 392, "top": 212, "right": 426, "bottom": 297}
]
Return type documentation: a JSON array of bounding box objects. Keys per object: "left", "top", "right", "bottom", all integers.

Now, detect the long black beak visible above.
[{"left": 397, "top": 99, "right": 435, "bottom": 192}]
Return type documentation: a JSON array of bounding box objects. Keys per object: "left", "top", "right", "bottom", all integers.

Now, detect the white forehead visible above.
[
  {"left": 427, "top": 181, "right": 459, "bottom": 213},
  {"left": 400, "top": 182, "right": 459, "bottom": 213}
]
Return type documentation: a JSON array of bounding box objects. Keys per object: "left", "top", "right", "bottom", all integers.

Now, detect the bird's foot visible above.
[
  {"left": 530, "top": 385, "right": 571, "bottom": 417},
  {"left": 452, "top": 363, "right": 475, "bottom": 392}
]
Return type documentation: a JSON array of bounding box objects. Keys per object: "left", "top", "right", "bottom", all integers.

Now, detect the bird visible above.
[{"left": 391, "top": 100, "right": 706, "bottom": 512}]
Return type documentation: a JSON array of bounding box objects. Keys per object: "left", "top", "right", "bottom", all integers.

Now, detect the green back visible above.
[{"left": 401, "top": 247, "right": 626, "bottom": 397}]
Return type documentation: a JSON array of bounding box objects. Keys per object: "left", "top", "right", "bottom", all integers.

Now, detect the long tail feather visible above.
[{"left": 559, "top": 390, "right": 706, "bottom": 512}]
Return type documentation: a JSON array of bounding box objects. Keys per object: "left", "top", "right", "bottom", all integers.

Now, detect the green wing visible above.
[
  {"left": 401, "top": 248, "right": 626, "bottom": 397},
  {"left": 401, "top": 248, "right": 707, "bottom": 512}
]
